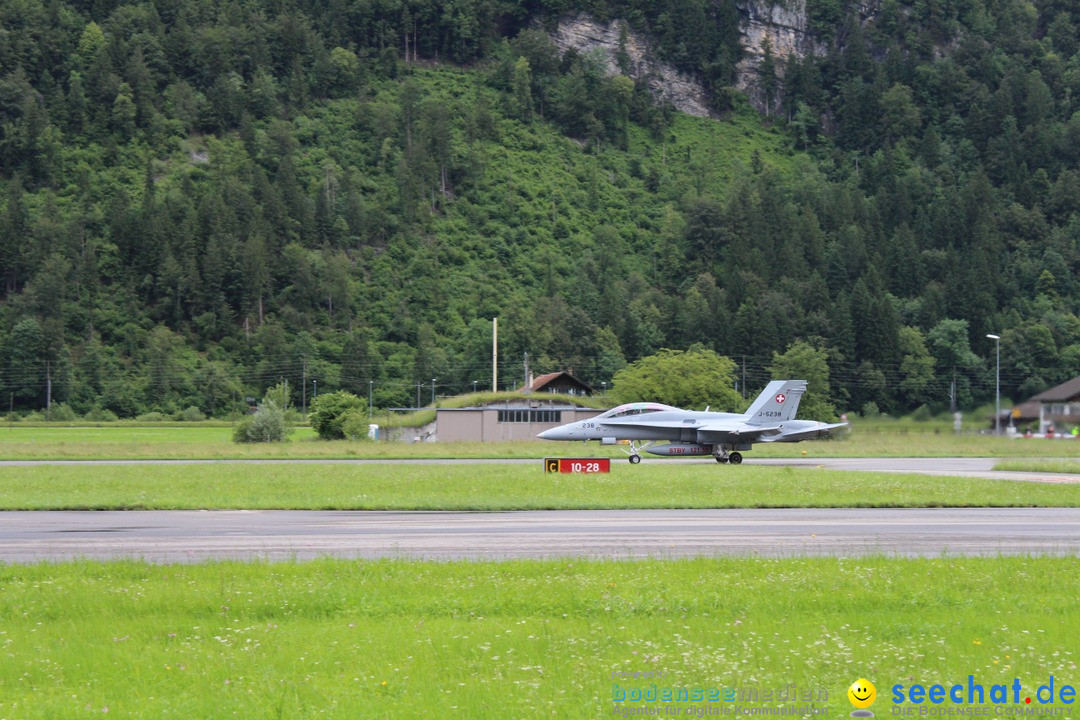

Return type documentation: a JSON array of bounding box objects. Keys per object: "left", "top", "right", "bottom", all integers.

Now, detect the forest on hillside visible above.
[{"left": 0, "top": 0, "right": 1076, "bottom": 419}]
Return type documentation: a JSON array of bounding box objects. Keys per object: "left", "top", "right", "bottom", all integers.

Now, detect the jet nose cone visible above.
[{"left": 538, "top": 427, "right": 571, "bottom": 441}]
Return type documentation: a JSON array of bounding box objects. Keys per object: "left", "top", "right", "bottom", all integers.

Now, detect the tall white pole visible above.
[
  {"left": 996, "top": 340, "right": 1000, "bottom": 435},
  {"left": 492, "top": 317, "right": 498, "bottom": 392},
  {"left": 987, "top": 334, "right": 1000, "bottom": 435}
]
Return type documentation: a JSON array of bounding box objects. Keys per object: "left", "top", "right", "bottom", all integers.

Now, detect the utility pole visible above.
[
  {"left": 369, "top": 380, "right": 373, "bottom": 418},
  {"left": 492, "top": 317, "right": 498, "bottom": 392},
  {"left": 416, "top": 381, "right": 421, "bottom": 409},
  {"left": 45, "top": 360, "right": 52, "bottom": 418},
  {"left": 741, "top": 356, "right": 747, "bottom": 400},
  {"left": 301, "top": 357, "right": 307, "bottom": 416},
  {"left": 523, "top": 352, "right": 530, "bottom": 393}
]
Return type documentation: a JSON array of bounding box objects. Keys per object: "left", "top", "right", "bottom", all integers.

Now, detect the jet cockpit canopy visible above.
[{"left": 596, "top": 402, "right": 679, "bottom": 419}]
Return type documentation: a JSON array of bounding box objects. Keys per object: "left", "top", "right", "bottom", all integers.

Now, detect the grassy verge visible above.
[
  {"left": 1, "top": 425, "right": 1079, "bottom": 460},
  {"left": 1, "top": 463, "right": 1079, "bottom": 510},
  {"left": 0, "top": 557, "right": 1075, "bottom": 719},
  {"left": 993, "top": 459, "right": 1080, "bottom": 474}
]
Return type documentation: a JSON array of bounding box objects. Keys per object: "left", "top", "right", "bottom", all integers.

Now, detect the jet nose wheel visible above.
[
  {"left": 728, "top": 452, "right": 743, "bottom": 465},
  {"left": 629, "top": 455, "right": 641, "bottom": 464}
]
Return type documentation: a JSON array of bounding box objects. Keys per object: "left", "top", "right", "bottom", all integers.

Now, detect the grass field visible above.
[
  {"left": 1, "top": 422, "right": 1079, "bottom": 459},
  {"left": 0, "top": 557, "right": 1074, "bottom": 719},
  {"left": 1, "top": 462, "right": 1078, "bottom": 510},
  {"left": 994, "top": 459, "right": 1080, "bottom": 474}
]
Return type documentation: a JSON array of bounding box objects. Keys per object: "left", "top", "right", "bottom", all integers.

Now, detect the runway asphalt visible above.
[{"left": 1, "top": 507, "right": 1077, "bottom": 562}]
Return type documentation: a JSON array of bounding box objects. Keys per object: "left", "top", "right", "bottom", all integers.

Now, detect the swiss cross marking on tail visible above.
[{"left": 775, "top": 393, "right": 786, "bottom": 404}]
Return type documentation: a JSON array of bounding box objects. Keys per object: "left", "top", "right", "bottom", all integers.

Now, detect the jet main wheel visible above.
[
  {"left": 728, "top": 452, "right": 743, "bottom": 465},
  {"left": 715, "top": 456, "right": 729, "bottom": 464},
  {"left": 629, "top": 454, "right": 641, "bottom": 464}
]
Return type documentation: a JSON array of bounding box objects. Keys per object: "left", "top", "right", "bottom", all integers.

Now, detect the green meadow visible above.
[
  {"left": 0, "top": 422, "right": 1078, "bottom": 459},
  {"left": 993, "top": 459, "right": 1080, "bottom": 474},
  {"left": 0, "top": 557, "right": 1075, "bottom": 719},
  {"left": 1, "top": 462, "right": 1078, "bottom": 510}
]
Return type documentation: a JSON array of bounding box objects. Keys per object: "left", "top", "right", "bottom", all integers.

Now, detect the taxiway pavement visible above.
[{"left": 0, "top": 456, "right": 1076, "bottom": 483}]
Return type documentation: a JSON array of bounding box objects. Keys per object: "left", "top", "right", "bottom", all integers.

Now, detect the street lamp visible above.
[
  {"left": 431, "top": 378, "right": 436, "bottom": 405},
  {"left": 472, "top": 380, "right": 478, "bottom": 394},
  {"left": 986, "top": 334, "right": 1000, "bottom": 435}
]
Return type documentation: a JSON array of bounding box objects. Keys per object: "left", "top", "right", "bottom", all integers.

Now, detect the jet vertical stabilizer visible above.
[{"left": 744, "top": 380, "right": 806, "bottom": 425}]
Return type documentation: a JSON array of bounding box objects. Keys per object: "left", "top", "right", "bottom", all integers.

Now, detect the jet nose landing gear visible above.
[
  {"left": 728, "top": 452, "right": 743, "bottom": 465},
  {"left": 623, "top": 440, "right": 652, "bottom": 464}
]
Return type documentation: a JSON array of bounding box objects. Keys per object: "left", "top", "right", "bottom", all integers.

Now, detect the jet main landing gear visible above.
[{"left": 713, "top": 446, "right": 743, "bottom": 465}]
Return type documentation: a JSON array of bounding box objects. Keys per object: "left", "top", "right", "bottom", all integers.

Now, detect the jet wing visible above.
[
  {"left": 759, "top": 421, "right": 848, "bottom": 442},
  {"left": 695, "top": 422, "right": 784, "bottom": 443}
]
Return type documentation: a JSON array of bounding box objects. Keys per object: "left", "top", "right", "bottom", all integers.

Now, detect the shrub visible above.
[
  {"left": 911, "top": 404, "right": 932, "bottom": 422},
  {"left": 233, "top": 400, "right": 292, "bottom": 443},
  {"left": 174, "top": 406, "right": 206, "bottom": 422},
  {"left": 309, "top": 391, "right": 367, "bottom": 440},
  {"left": 340, "top": 408, "right": 373, "bottom": 441},
  {"left": 83, "top": 407, "right": 119, "bottom": 422},
  {"left": 136, "top": 411, "right": 169, "bottom": 422},
  {"left": 232, "top": 415, "right": 256, "bottom": 442},
  {"left": 46, "top": 403, "right": 78, "bottom": 422}
]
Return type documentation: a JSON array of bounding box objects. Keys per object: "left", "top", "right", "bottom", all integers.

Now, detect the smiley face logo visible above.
[{"left": 848, "top": 678, "right": 877, "bottom": 713}]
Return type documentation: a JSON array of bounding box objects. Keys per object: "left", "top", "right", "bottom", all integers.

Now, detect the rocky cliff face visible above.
[
  {"left": 547, "top": 3, "right": 828, "bottom": 117},
  {"left": 548, "top": 14, "right": 714, "bottom": 118},
  {"left": 735, "top": 0, "right": 824, "bottom": 113}
]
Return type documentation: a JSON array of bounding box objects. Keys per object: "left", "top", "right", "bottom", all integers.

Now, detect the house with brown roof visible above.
[
  {"left": 1029, "top": 375, "right": 1080, "bottom": 433},
  {"left": 518, "top": 371, "right": 594, "bottom": 396}
]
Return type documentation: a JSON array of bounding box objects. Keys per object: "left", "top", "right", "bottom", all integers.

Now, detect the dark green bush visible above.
[
  {"left": 233, "top": 400, "right": 292, "bottom": 443},
  {"left": 309, "top": 391, "right": 367, "bottom": 440}
]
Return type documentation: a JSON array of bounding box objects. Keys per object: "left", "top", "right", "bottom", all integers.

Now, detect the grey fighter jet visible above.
[{"left": 537, "top": 380, "right": 846, "bottom": 464}]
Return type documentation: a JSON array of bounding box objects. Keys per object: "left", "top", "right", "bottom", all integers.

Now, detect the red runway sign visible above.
[{"left": 544, "top": 458, "right": 611, "bottom": 474}]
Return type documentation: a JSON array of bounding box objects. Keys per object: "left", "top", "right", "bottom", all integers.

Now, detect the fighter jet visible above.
[{"left": 537, "top": 380, "right": 846, "bottom": 464}]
